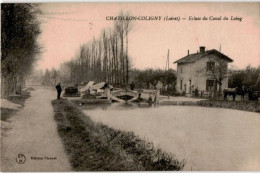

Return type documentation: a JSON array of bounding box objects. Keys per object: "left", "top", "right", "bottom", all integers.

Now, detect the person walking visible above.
[{"left": 55, "top": 83, "right": 62, "bottom": 99}]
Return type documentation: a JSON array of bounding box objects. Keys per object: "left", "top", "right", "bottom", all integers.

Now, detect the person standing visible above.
[
  {"left": 55, "top": 83, "right": 62, "bottom": 99},
  {"left": 130, "top": 81, "right": 135, "bottom": 90}
]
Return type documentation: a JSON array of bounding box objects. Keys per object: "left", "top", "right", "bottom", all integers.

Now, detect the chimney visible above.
[
  {"left": 200, "top": 46, "right": 205, "bottom": 53},
  {"left": 187, "top": 50, "right": 189, "bottom": 56}
]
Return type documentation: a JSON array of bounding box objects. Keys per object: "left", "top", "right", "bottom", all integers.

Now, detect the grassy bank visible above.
[
  {"left": 1, "top": 91, "right": 31, "bottom": 121},
  {"left": 197, "top": 100, "right": 260, "bottom": 113},
  {"left": 52, "top": 99, "right": 184, "bottom": 171}
]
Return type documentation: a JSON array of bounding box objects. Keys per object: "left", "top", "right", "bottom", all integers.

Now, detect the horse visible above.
[
  {"left": 247, "top": 88, "right": 259, "bottom": 101},
  {"left": 223, "top": 87, "right": 247, "bottom": 101},
  {"left": 223, "top": 88, "right": 236, "bottom": 101}
]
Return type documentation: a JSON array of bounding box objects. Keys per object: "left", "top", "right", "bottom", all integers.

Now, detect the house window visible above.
[
  {"left": 206, "top": 62, "right": 215, "bottom": 71},
  {"left": 180, "top": 67, "right": 183, "bottom": 73},
  {"left": 206, "top": 80, "right": 215, "bottom": 91},
  {"left": 180, "top": 80, "right": 182, "bottom": 90}
]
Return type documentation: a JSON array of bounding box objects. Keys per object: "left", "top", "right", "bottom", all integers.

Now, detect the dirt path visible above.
[{"left": 1, "top": 86, "right": 71, "bottom": 172}]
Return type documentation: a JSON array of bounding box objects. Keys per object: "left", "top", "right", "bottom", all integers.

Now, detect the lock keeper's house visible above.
[{"left": 174, "top": 46, "right": 233, "bottom": 97}]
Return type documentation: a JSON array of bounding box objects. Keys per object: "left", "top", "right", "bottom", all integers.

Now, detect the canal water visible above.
[{"left": 82, "top": 103, "right": 260, "bottom": 171}]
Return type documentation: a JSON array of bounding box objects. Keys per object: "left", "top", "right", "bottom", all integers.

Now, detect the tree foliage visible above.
[
  {"left": 229, "top": 65, "right": 260, "bottom": 91},
  {"left": 134, "top": 68, "right": 176, "bottom": 92},
  {"left": 1, "top": 3, "right": 41, "bottom": 95}
]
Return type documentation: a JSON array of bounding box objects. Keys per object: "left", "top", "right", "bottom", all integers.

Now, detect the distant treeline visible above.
[
  {"left": 41, "top": 67, "right": 177, "bottom": 90},
  {"left": 40, "top": 65, "right": 260, "bottom": 95},
  {"left": 130, "top": 68, "right": 177, "bottom": 92}
]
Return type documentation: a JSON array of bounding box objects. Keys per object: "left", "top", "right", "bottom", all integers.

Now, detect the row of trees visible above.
[
  {"left": 58, "top": 11, "right": 133, "bottom": 87},
  {"left": 132, "top": 68, "right": 177, "bottom": 95},
  {"left": 41, "top": 66, "right": 177, "bottom": 91},
  {"left": 132, "top": 68, "right": 175, "bottom": 87},
  {"left": 1, "top": 4, "right": 41, "bottom": 97},
  {"left": 40, "top": 10, "right": 177, "bottom": 91}
]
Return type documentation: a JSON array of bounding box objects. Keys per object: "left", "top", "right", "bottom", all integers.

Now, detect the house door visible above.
[
  {"left": 206, "top": 80, "right": 215, "bottom": 91},
  {"left": 189, "top": 80, "right": 191, "bottom": 93}
]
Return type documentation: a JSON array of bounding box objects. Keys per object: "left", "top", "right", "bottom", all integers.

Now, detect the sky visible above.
[{"left": 36, "top": 2, "right": 260, "bottom": 71}]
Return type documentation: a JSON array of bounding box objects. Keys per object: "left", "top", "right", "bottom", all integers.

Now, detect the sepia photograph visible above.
[{"left": 1, "top": 1, "right": 260, "bottom": 172}]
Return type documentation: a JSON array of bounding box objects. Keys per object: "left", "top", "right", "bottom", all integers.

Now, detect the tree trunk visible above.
[
  {"left": 218, "top": 81, "right": 223, "bottom": 99},
  {"left": 126, "top": 30, "right": 129, "bottom": 85},
  {"left": 120, "top": 35, "right": 124, "bottom": 86}
]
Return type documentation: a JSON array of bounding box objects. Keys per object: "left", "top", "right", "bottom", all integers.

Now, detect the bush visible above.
[{"left": 197, "top": 100, "right": 260, "bottom": 113}]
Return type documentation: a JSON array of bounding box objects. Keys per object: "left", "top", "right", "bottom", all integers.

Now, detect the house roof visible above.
[{"left": 174, "top": 49, "right": 233, "bottom": 64}]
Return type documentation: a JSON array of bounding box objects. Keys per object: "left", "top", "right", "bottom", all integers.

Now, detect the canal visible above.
[{"left": 82, "top": 103, "right": 260, "bottom": 171}]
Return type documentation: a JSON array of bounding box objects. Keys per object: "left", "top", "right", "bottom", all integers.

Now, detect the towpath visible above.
[{"left": 1, "top": 86, "right": 71, "bottom": 171}]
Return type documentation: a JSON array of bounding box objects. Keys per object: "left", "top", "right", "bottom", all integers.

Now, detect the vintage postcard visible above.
[{"left": 1, "top": 2, "right": 260, "bottom": 172}]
